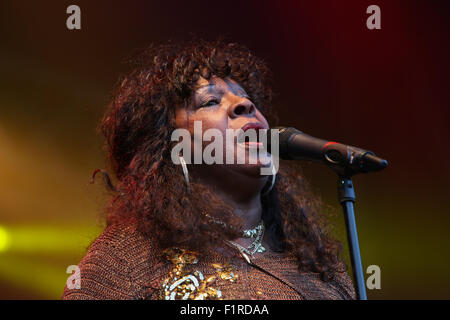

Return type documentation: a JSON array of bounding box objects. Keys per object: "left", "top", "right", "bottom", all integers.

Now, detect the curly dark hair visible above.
[{"left": 99, "top": 39, "right": 345, "bottom": 281}]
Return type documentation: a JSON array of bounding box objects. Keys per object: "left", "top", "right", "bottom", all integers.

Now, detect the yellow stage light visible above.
[{"left": 0, "top": 226, "right": 11, "bottom": 252}]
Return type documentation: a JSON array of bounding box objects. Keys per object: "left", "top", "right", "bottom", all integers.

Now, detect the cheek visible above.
[
  {"left": 182, "top": 110, "right": 229, "bottom": 161},
  {"left": 174, "top": 108, "right": 189, "bottom": 130},
  {"left": 255, "top": 110, "right": 269, "bottom": 128},
  {"left": 187, "top": 109, "right": 229, "bottom": 135}
]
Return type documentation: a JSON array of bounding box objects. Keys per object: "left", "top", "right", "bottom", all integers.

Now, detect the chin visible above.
[{"left": 229, "top": 163, "right": 269, "bottom": 179}]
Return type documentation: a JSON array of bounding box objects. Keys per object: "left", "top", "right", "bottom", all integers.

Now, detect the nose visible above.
[{"left": 228, "top": 97, "right": 256, "bottom": 118}]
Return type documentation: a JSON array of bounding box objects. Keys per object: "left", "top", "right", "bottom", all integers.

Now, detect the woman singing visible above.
[{"left": 62, "top": 39, "right": 355, "bottom": 300}]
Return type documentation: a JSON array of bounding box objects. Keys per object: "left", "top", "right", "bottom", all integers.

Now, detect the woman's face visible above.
[{"left": 175, "top": 76, "right": 271, "bottom": 179}]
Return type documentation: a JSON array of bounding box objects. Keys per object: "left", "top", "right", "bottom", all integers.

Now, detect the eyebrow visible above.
[
  {"left": 197, "top": 83, "right": 214, "bottom": 89},
  {"left": 194, "top": 83, "right": 249, "bottom": 97},
  {"left": 194, "top": 84, "right": 217, "bottom": 93}
]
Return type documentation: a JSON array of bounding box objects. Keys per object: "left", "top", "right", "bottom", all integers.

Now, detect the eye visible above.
[{"left": 202, "top": 99, "right": 220, "bottom": 107}]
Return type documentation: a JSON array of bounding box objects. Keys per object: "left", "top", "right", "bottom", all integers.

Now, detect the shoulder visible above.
[
  {"left": 330, "top": 271, "right": 356, "bottom": 300},
  {"left": 62, "top": 221, "right": 161, "bottom": 300}
]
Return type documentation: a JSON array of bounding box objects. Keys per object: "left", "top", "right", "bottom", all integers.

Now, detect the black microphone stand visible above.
[
  {"left": 337, "top": 176, "right": 367, "bottom": 300},
  {"left": 323, "top": 147, "right": 387, "bottom": 300}
]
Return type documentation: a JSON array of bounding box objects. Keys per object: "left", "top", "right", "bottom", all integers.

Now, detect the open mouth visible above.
[
  {"left": 238, "top": 122, "right": 266, "bottom": 147},
  {"left": 243, "top": 135, "right": 262, "bottom": 146}
]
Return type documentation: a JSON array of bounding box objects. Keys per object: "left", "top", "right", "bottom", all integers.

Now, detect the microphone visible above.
[{"left": 267, "top": 127, "right": 388, "bottom": 174}]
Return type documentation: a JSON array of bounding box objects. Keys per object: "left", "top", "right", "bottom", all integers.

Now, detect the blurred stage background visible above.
[{"left": 0, "top": 0, "right": 449, "bottom": 299}]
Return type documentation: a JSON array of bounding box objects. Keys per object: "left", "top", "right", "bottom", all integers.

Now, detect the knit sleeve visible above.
[
  {"left": 332, "top": 271, "right": 357, "bottom": 300},
  {"left": 62, "top": 224, "right": 140, "bottom": 300}
]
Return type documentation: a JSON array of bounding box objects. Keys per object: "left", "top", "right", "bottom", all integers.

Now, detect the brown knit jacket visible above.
[{"left": 62, "top": 222, "right": 356, "bottom": 300}]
